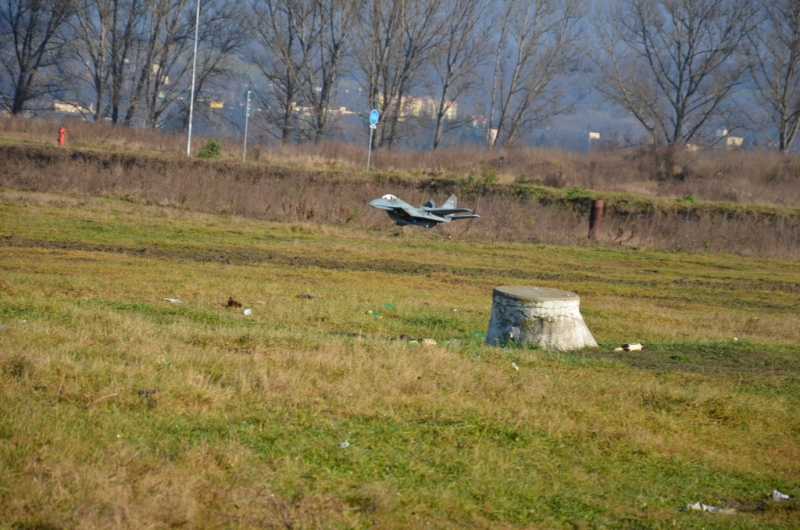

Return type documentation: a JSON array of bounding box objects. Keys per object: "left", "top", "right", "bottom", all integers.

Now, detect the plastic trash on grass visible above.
[
  {"left": 680, "top": 501, "right": 735, "bottom": 514},
  {"left": 397, "top": 335, "right": 436, "bottom": 345},
  {"left": 614, "top": 343, "right": 643, "bottom": 352},
  {"left": 772, "top": 490, "right": 792, "bottom": 501}
]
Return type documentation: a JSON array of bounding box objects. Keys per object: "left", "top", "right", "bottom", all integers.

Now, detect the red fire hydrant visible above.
[{"left": 58, "top": 127, "right": 66, "bottom": 146}]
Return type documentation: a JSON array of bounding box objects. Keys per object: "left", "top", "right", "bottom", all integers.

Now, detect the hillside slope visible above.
[{"left": 1, "top": 142, "right": 798, "bottom": 258}]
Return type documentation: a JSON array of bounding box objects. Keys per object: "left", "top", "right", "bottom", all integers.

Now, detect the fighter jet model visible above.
[{"left": 368, "top": 194, "right": 480, "bottom": 228}]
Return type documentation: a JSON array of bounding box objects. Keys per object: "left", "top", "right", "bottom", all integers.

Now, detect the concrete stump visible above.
[{"left": 486, "top": 286, "right": 598, "bottom": 350}]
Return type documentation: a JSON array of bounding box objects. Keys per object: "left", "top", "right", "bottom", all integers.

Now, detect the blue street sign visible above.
[{"left": 369, "top": 109, "right": 379, "bottom": 126}]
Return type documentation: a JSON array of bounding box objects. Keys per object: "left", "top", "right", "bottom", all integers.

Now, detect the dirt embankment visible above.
[{"left": 1, "top": 143, "right": 798, "bottom": 259}]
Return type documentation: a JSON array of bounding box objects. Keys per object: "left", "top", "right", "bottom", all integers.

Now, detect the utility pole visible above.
[
  {"left": 186, "top": 0, "right": 201, "bottom": 157},
  {"left": 243, "top": 90, "right": 251, "bottom": 162}
]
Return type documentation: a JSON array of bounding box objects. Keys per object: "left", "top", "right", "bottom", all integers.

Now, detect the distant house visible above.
[
  {"left": 54, "top": 101, "right": 93, "bottom": 115},
  {"left": 726, "top": 136, "right": 743, "bottom": 148},
  {"left": 717, "top": 128, "right": 743, "bottom": 149},
  {"left": 405, "top": 96, "right": 457, "bottom": 120},
  {"left": 376, "top": 93, "right": 457, "bottom": 120}
]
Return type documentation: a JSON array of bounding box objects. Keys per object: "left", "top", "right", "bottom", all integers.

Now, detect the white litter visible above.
[
  {"left": 339, "top": 440, "right": 350, "bottom": 449},
  {"left": 681, "top": 501, "right": 735, "bottom": 514},
  {"left": 242, "top": 308, "right": 252, "bottom": 315},
  {"left": 614, "top": 343, "right": 643, "bottom": 352},
  {"left": 772, "top": 490, "right": 792, "bottom": 501},
  {"left": 511, "top": 362, "right": 520, "bottom": 371},
  {"left": 163, "top": 298, "right": 182, "bottom": 303}
]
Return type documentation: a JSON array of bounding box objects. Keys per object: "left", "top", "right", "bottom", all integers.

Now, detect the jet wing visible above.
[
  {"left": 401, "top": 205, "right": 447, "bottom": 221},
  {"left": 424, "top": 207, "right": 475, "bottom": 215},
  {"left": 400, "top": 205, "right": 423, "bottom": 217}
]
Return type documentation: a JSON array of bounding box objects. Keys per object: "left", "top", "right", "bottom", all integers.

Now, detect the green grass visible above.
[{"left": 1, "top": 191, "right": 799, "bottom": 528}]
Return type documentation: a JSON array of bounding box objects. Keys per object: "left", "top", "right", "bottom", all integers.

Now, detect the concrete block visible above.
[{"left": 486, "top": 286, "right": 598, "bottom": 351}]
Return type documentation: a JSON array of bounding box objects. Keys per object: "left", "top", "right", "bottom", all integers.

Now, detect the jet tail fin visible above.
[
  {"left": 423, "top": 199, "right": 435, "bottom": 208},
  {"left": 442, "top": 194, "right": 457, "bottom": 209}
]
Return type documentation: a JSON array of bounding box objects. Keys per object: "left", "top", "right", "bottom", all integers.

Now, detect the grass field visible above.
[{"left": 1, "top": 190, "right": 799, "bottom": 529}]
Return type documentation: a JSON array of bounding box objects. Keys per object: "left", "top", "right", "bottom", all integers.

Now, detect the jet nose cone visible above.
[{"left": 368, "top": 199, "right": 382, "bottom": 208}]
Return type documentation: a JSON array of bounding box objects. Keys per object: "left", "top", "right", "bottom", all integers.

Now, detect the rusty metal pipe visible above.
[{"left": 589, "top": 199, "right": 604, "bottom": 240}]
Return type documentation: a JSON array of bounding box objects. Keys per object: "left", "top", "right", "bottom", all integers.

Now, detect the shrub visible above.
[
  {"left": 197, "top": 138, "right": 222, "bottom": 159},
  {"left": 480, "top": 164, "right": 498, "bottom": 185}
]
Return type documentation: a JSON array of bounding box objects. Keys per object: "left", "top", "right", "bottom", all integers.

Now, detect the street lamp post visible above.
[
  {"left": 243, "top": 90, "right": 251, "bottom": 162},
  {"left": 186, "top": 0, "right": 201, "bottom": 157}
]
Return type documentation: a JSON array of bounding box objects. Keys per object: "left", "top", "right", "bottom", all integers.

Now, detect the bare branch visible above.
[
  {"left": 745, "top": 0, "right": 800, "bottom": 151},
  {"left": 591, "top": 0, "right": 756, "bottom": 146}
]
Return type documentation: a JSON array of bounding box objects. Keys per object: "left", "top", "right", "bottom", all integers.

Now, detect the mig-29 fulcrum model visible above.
[{"left": 368, "top": 194, "right": 480, "bottom": 228}]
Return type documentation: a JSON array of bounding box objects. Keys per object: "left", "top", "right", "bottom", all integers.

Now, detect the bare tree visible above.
[
  {"left": 0, "top": 0, "right": 74, "bottom": 114},
  {"left": 140, "top": 0, "right": 196, "bottom": 129},
  {"left": 249, "top": 0, "right": 356, "bottom": 143},
  {"left": 59, "top": 0, "right": 106, "bottom": 120},
  {"left": 118, "top": 0, "right": 242, "bottom": 129},
  {"left": 107, "top": 0, "right": 145, "bottom": 123},
  {"left": 354, "top": 0, "right": 446, "bottom": 149},
  {"left": 182, "top": 0, "right": 248, "bottom": 129},
  {"left": 485, "top": 0, "right": 584, "bottom": 149},
  {"left": 121, "top": 0, "right": 186, "bottom": 127},
  {"left": 248, "top": 0, "right": 313, "bottom": 143},
  {"left": 592, "top": 0, "right": 756, "bottom": 146},
  {"left": 61, "top": 0, "right": 146, "bottom": 122},
  {"left": 300, "top": 0, "right": 358, "bottom": 142},
  {"left": 746, "top": 0, "right": 800, "bottom": 151},
  {"left": 353, "top": 0, "right": 400, "bottom": 149},
  {"left": 424, "top": 0, "right": 491, "bottom": 150}
]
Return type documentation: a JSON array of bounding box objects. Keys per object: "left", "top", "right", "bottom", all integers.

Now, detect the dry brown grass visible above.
[
  {"left": 6, "top": 117, "right": 800, "bottom": 206},
  {"left": 4, "top": 116, "right": 798, "bottom": 204},
  {"left": 1, "top": 116, "right": 799, "bottom": 260},
  {"left": 0, "top": 114, "right": 187, "bottom": 154}
]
